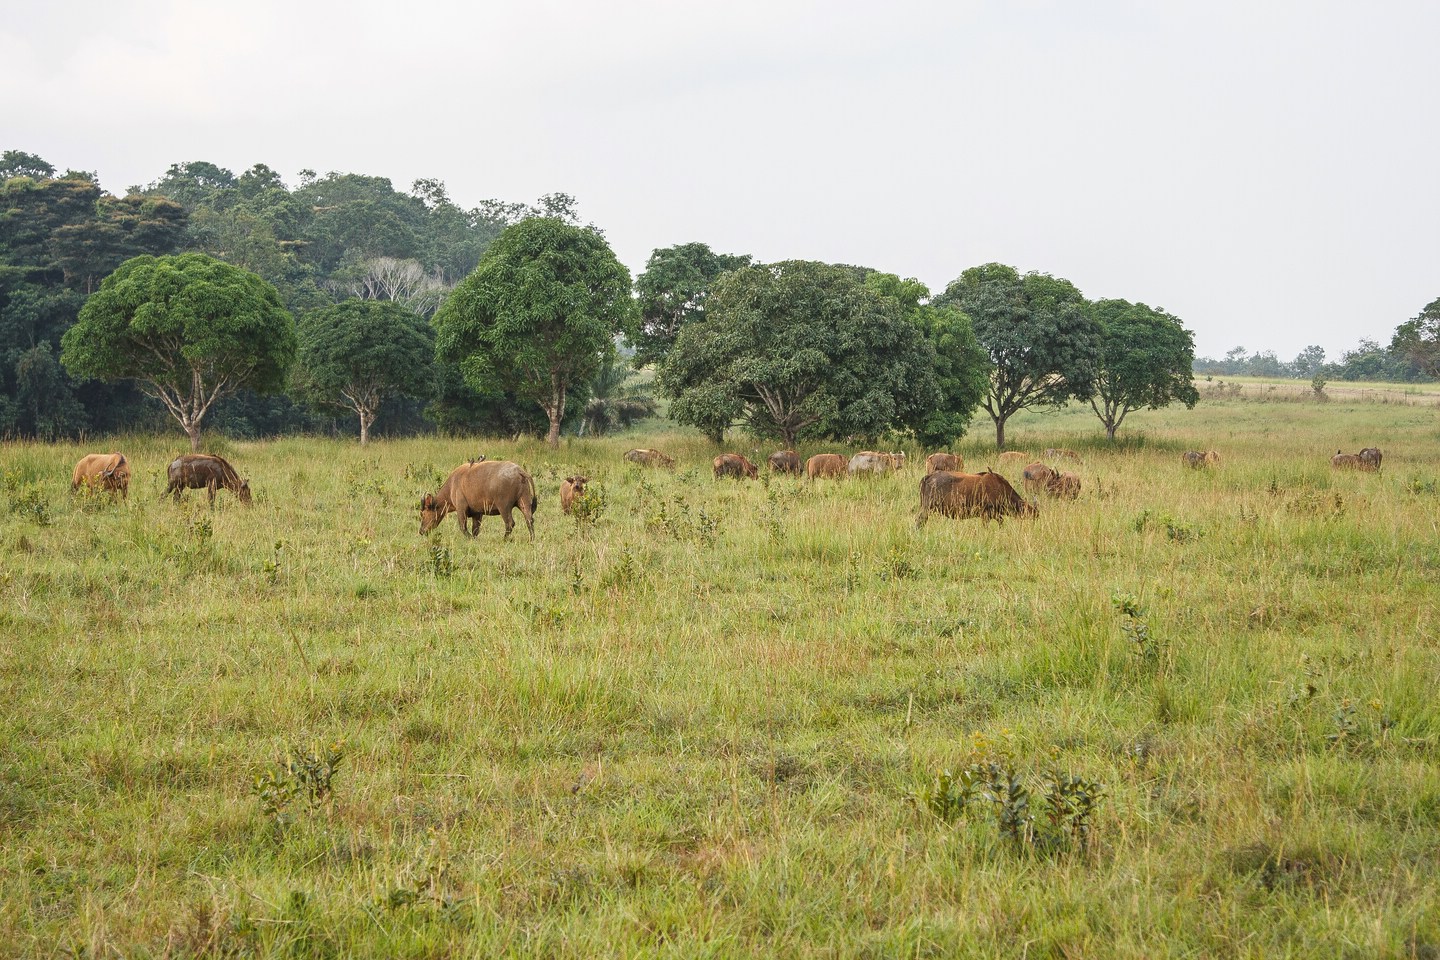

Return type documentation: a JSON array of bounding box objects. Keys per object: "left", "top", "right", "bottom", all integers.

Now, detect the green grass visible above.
[{"left": 3, "top": 397, "right": 1440, "bottom": 958}]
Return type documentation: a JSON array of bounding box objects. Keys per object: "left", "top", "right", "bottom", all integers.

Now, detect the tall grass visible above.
[{"left": 2, "top": 398, "right": 1438, "bottom": 957}]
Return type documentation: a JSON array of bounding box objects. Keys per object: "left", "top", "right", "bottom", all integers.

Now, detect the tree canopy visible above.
[
  {"left": 658, "top": 260, "right": 941, "bottom": 448},
  {"left": 631, "top": 242, "right": 752, "bottom": 368},
  {"left": 1089, "top": 299, "right": 1198, "bottom": 439},
  {"left": 60, "top": 253, "right": 296, "bottom": 449},
  {"left": 1390, "top": 297, "right": 1440, "bottom": 380},
  {"left": 293, "top": 298, "right": 434, "bottom": 444},
  {"left": 433, "top": 217, "right": 635, "bottom": 446},
  {"left": 936, "top": 263, "right": 1100, "bottom": 449},
  {"left": 865, "top": 272, "right": 988, "bottom": 449}
]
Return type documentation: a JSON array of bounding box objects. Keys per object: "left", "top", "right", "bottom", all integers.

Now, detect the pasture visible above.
[{"left": 3, "top": 393, "right": 1440, "bottom": 958}]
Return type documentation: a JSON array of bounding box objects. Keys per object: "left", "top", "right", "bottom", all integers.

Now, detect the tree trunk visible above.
[
  {"left": 185, "top": 421, "right": 201, "bottom": 452},
  {"left": 780, "top": 425, "right": 797, "bottom": 449},
  {"left": 545, "top": 374, "right": 566, "bottom": 447},
  {"left": 1105, "top": 421, "right": 1117, "bottom": 441},
  {"left": 359, "top": 408, "right": 373, "bottom": 446},
  {"left": 707, "top": 426, "right": 724, "bottom": 445},
  {"left": 994, "top": 415, "right": 1007, "bottom": 451}
]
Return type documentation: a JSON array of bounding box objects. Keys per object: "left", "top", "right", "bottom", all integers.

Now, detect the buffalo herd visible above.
[{"left": 64, "top": 441, "right": 1388, "bottom": 540}]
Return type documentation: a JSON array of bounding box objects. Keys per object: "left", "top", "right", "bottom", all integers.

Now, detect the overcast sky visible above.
[{"left": 5, "top": 0, "right": 1437, "bottom": 359}]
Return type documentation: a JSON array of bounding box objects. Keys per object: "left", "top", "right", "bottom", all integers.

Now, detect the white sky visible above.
[{"left": 4, "top": 0, "right": 1437, "bottom": 359}]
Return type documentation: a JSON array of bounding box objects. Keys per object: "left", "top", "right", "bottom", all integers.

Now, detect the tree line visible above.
[
  {"left": 5, "top": 148, "right": 1438, "bottom": 449},
  {"left": 1193, "top": 338, "right": 1435, "bottom": 384}
]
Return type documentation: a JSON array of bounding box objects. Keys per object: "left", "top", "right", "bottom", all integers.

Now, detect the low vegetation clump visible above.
[{"left": 2, "top": 396, "right": 1439, "bottom": 957}]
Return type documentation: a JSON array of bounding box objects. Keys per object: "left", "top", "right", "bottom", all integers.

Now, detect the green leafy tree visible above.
[
  {"left": 1391, "top": 297, "right": 1440, "bottom": 380},
  {"left": 1, "top": 150, "right": 56, "bottom": 181},
  {"left": 865, "top": 272, "right": 988, "bottom": 448},
  {"left": 293, "top": 299, "right": 434, "bottom": 444},
  {"left": 1089, "top": 299, "right": 1199, "bottom": 440},
  {"left": 433, "top": 217, "right": 635, "bottom": 446},
  {"left": 936, "top": 263, "right": 1100, "bottom": 450},
  {"left": 631, "top": 242, "right": 752, "bottom": 367},
  {"left": 658, "top": 260, "right": 941, "bottom": 448},
  {"left": 60, "top": 253, "right": 296, "bottom": 449}
]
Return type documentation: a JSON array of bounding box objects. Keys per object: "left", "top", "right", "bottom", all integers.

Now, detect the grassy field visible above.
[{"left": 3, "top": 392, "right": 1439, "bottom": 958}]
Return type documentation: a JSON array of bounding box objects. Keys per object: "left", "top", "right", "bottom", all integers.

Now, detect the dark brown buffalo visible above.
[
  {"left": 623, "top": 448, "right": 676, "bottom": 469},
  {"left": 917, "top": 470, "right": 1037, "bottom": 526},
  {"left": 560, "top": 475, "right": 588, "bottom": 514},
  {"left": 1358, "top": 447, "right": 1383, "bottom": 470},
  {"left": 1045, "top": 471, "right": 1081, "bottom": 499},
  {"left": 164, "top": 454, "right": 251, "bottom": 505},
  {"left": 805, "top": 453, "right": 848, "bottom": 479},
  {"left": 925, "top": 453, "right": 963, "bottom": 474},
  {"left": 1021, "top": 461, "right": 1057, "bottom": 495},
  {"left": 420, "top": 460, "right": 537, "bottom": 540},
  {"left": 72, "top": 453, "right": 131, "bottom": 499},
  {"left": 1182, "top": 450, "right": 1220, "bottom": 469},
  {"left": 768, "top": 450, "right": 802, "bottom": 475},
  {"left": 713, "top": 453, "right": 758, "bottom": 479}
]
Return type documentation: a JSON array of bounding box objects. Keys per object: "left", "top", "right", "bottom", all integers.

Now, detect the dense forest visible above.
[{"left": 2, "top": 147, "right": 1436, "bottom": 446}]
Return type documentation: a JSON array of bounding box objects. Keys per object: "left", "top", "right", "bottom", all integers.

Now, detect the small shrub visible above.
[
  {"left": 428, "top": 543, "right": 453, "bottom": 578},
  {"left": 7, "top": 486, "right": 50, "bottom": 527},
  {"left": 261, "top": 540, "right": 284, "bottom": 583},
  {"left": 254, "top": 741, "right": 345, "bottom": 834},
  {"left": 1112, "top": 592, "right": 1161, "bottom": 663},
  {"left": 571, "top": 485, "right": 607, "bottom": 528}
]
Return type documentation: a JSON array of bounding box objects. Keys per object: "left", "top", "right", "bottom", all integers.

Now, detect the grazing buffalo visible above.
[
  {"left": 1046, "top": 471, "right": 1081, "bottom": 500},
  {"left": 1182, "top": 450, "right": 1220, "bottom": 469},
  {"left": 1022, "top": 461, "right": 1057, "bottom": 495},
  {"left": 1358, "top": 447, "right": 1383, "bottom": 470},
  {"left": 420, "top": 460, "right": 537, "bottom": 540},
  {"left": 849, "top": 451, "right": 906, "bottom": 476},
  {"left": 1044, "top": 448, "right": 1082, "bottom": 461},
  {"left": 1332, "top": 450, "right": 1378, "bottom": 472},
  {"left": 560, "top": 475, "right": 588, "bottom": 514},
  {"left": 917, "top": 470, "right": 1038, "bottom": 526},
  {"left": 925, "top": 453, "right": 964, "bottom": 474},
  {"left": 806, "top": 454, "right": 848, "bottom": 479},
  {"left": 996, "top": 451, "right": 1029, "bottom": 467},
  {"left": 768, "top": 450, "right": 802, "bottom": 475},
  {"left": 623, "top": 448, "right": 675, "bottom": 469},
  {"left": 713, "top": 453, "right": 758, "bottom": 479},
  {"left": 72, "top": 453, "right": 131, "bottom": 499},
  {"left": 164, "top": 454, "right": 251, "bottom": 505}
]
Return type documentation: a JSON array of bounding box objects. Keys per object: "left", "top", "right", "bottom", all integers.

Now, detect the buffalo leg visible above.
[{"left": 501, "top": 508, "right": 515, "bottom": 541}]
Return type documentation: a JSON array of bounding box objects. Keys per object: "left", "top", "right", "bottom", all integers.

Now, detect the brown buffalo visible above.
[
  {"left": 768, "top": 450, "right": 802, "bottom": 475},
  {"left": 72, "top": 453, "right": 131, "bottom": 499},
  {"left": 1358, "top": 447, "right": 1383, "bottom": 470},
  {"left": 623, "top": 448, "right": 676, "bottom": 469},
  {"left": 713, "top": 453, "right": 758, "bottom": 479},
  {"left": 1045, "top": 471, "right": 1081, "bottom": 499},
  {"left": 1044, "top": 448, "right": 1082, "bottom": 461},
  {"left": 1182, "top": 450, "right": 1220, "bottom": 469},
  {"left": 917, "top": 470, "right": 1038, "bottom": 525},
  {"left": 925, "top": 453, "right": 964, "bottom": 474},
  {"left": 995, "top": 451, "right": 1029, "bottom": 467},
  {"left": 560, "top": 475, "right": 588, "bottom": 514},
  {"left": 420, "top": 460, "right": 537, "bottom": 540},
  {"left": 806, "top": 453, "right": 848, "bottom": 479},
  {"left": 849, "top": 451, "right": 906, "bottom": 476},
  {"left": 1021, "top": 461, "right": 1057, "bottom": 494},
  {"left": 1331, "top": 450, "right": 1378, "bottom": 472},
  {"left": 164, "top": 454, "right": 251, "bottom": 505}
]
